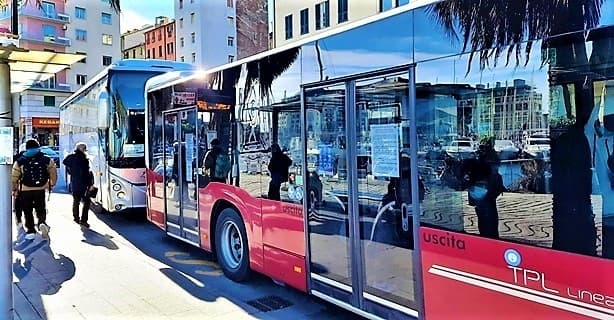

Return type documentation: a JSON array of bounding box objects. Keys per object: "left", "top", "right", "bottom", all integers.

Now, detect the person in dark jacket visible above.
[
  {"left": 462, "top": 140, "right": 505, "bottom": 239},
  {"left": 203, "top": 139, "right": 227, "bottom": 183},
  {"left": 62, "top": 142, "right": 94, "bottom": 228},
  {"left": 267, "top": 143, "right": 292, "bottom": 201},
  {"left": 13, "top": 149, "right": 25, "bottom": 230}
]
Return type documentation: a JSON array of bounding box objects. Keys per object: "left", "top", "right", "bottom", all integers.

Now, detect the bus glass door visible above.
[
  {"left": 162, "top": 108, "right": 200, "bottom": 245},
  {"left": 303, "top": 65, "right": 418, "bottom": 318}
]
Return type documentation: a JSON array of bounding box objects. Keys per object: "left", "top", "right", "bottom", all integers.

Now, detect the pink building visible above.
[{"left": 0, "top": 0, "right": 71, "bottom": 145}]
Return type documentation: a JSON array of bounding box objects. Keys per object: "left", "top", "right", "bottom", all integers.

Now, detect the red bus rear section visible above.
[{"left": 144, "top": 1, "right": 614, "bottom": 319}]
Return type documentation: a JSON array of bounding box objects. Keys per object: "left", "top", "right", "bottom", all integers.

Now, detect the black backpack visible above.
[{"left": 18, "top": 153, "right": 50, "bottom": 188}]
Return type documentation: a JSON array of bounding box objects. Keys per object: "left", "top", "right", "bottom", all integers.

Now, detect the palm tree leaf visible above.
[{"left": 428, "top": 0, "right": 604, "bottom": 74}]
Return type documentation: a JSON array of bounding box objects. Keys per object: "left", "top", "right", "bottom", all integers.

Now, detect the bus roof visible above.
[
  {"left": 145, "top": 0, "right": 431, "bottom": 93},
  {"left": 60, "top": 59, "right": 194, "bottom": 108}
]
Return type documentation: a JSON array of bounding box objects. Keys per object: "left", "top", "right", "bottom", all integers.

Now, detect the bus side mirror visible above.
[{"left": 98, "top": 97, "right": 109, "bottom": 129}]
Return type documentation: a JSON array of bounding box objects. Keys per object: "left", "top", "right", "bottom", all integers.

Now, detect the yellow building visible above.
[
  {"left": 271, "top": 0, "right": 409, "bottom": 48},
  {"left": 121, "top": 24, "right": 153, "bottom": 59}
]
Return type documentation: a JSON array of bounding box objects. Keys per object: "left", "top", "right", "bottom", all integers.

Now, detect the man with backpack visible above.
[
  {"left": 203, "top": 138, "right": 230, "bottom": 183},
  {"left": 11, "top": 139, "right": 57, "bottom": 240}
]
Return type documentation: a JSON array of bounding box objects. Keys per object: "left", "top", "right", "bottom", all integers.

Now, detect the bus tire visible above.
[{"left": 215, "top": 208, "right": 251, "bottom": 282}]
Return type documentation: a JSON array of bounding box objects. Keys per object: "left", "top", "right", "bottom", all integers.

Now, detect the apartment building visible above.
[
  {"left": 0, "top": 0, "right": 120, "bottom": 147},
  {"left": 64, "top": 0, "right": 121, "bottom": 90},
  {"left": 144, "top": 16, "right": 176, "bottom": 61},
  {"left": 271, "top": 0, "right": 409, "bottom": 48},
  {"left": 175, "top": 0, "right": 236, "bottom": 68},
  {"left": 121, "top": 24, "right": 153, "bottom": 59}
]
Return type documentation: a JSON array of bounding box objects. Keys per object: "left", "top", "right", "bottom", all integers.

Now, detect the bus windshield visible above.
[{"left": 108, "top": 70, "right": 160, "bottom": 168}]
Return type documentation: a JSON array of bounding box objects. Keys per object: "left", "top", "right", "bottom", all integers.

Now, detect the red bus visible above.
[{"left": 144, "top": 1, "right": 614, "bottom": 319}]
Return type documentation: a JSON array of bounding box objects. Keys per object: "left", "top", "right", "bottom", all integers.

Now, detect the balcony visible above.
[
  {"left": 44, "top": 36, "right": 71, "bottom": 46},
  {"left": 15, "top": 8, "right": 71, "bottom": 24},
  {"left": 29, "top": 82, "right": 71, "bottom": 92},
  {"left": 19, "top": 33, "right": 71, "bottom": 46}
]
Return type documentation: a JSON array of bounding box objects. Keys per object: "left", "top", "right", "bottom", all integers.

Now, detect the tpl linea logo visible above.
[{"left": 504, "top": 248, "right": 558, "bottom": 293}]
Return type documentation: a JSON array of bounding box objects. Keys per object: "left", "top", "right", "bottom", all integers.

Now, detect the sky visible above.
[{"left": 119, "top": 1, "right": 173, "bottom": 33}]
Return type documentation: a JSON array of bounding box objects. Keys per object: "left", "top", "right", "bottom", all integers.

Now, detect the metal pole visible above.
[{"left": 0, "top": 60, "right": 14, "bottom": 320}]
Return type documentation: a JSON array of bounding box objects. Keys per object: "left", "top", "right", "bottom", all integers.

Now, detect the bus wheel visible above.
[{"left": 215, "top": 208, "right": 251, "bottom": 282}]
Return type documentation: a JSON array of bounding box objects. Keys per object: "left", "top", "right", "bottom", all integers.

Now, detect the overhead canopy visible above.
[{"left": 0, "top": 44, "right": 86, "bottom": 93}]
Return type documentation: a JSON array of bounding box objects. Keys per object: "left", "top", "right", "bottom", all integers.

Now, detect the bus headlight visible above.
[
  {"left": 112, "top": 184, "right": 122, "bottom": 191},
  {"left": 117, "top": 191, "right": 126, "bottom": 199}
]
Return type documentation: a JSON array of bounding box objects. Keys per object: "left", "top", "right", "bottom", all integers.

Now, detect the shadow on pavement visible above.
[
  {"left": 13, "top": 238, "right": 75, "bottom": 320},
  {"left": 80, "top": 227, "right": 119, "bottom": 250},
  {"left": 91, "top": 204, "right": 359, "bottom": 319}
]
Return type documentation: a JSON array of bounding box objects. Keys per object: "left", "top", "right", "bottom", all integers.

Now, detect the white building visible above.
[
  {"left": 271, "top": 0, "right": 409, "bottom": 48},
  {"left": 175, "top": 0, "right": 237, "bottom": 69},
  {"left": 64, "top": 0, "right": 121, "bottom": 91}
]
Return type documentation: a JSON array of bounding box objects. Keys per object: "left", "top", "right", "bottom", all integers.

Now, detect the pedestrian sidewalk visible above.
[
  {"left": 10, "top": 191, "right": 264, "bottom": 320},
  {"left": 11, "top": 191, "right": 351, "bottom": 320}
]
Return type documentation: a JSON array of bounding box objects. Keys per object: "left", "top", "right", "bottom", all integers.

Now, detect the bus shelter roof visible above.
[{"left": 0, "top": 44, "right": 85, "bottom": 93}]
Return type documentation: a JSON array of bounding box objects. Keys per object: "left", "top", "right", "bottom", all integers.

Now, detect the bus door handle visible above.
[{"left": 401, "top": 203, "right": 410, "bottom": 232}]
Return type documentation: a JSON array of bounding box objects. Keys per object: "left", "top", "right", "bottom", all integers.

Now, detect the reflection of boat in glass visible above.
[
  {"left": 494, "top": 140, "right": 520, "bottom": 160},
  {"left": 523, "top": 133, "right": 550, "bottom": 158},
  {"left": 444, "top": 138, "right": 476, "bottom": 159}
]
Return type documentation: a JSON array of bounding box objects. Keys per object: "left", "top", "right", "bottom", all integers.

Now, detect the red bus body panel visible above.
[
  {"left": 145, "top": 169, "right": 165, "bottom": 230},
  {"left": 421, "top": 227, "right": 614, "bottom": 320}
]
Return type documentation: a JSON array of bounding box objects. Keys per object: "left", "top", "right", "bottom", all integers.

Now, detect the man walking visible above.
[
  {"left": 63, "top": 142, "right": 94, "bottom": 228},
  {"left": 11, "top": 139, "right": 57, "bottom": 240},
  {"left": 13, "top": 147, "right": 25, "bottom": 230}
]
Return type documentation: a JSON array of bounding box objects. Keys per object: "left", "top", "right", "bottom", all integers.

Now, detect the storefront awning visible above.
[{"left": 0, "top": 43, "right": 85, "bottom": 93}]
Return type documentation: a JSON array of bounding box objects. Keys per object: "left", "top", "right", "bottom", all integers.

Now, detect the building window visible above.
[
  {"left": 180, "top": 56, "right": 184, "bottom": 62},
  {"left": 191, "top": 52, "right": 196, "bottom": 63},
  {"left": 124, "top": 52, "right": 129, "bottom": 59},
  {"left": 42, "top": 24, "right": 56, "bottom": 37},
  {"left": 300, "top": 9, "right": 309, "bottom": 35},
  {"left": 338, "top": 0, "right": 348, "bottom": 23},
  {"left": 227, "top": 0, "right": 233, "bottom": 8},
  {"left": 167, "top": 43, "right": 173, "bottom": 54},
  {"left": 76, "top": 74, "right": 87, "bottom": 85},
  {"left": 158, "top": 30, "right": 162, "bottom": 41},
  {"left": 41, "top": 1, "right": 55, "bottom": 18},
  {"left": 180, "top": 37, "right": 184, "bottom": 47},
  {"left": 132, "top": 49, "right": 136, "bottom": 57},
  {"left": 190, "top": 12, "right": 195, "bottom": 24},
  {"left": 227, "top": 36, "right": 234, "bottom": 47},
  {"left": 102, "top": 55, "right": 112, "bottom": 66},
  {"left": 179, "top": 0, "right": 183, "bottom": 9},
  {"left": 102, "top": 34, "right": 113, "bottom": 45},
  {"left": 284, "top": 14, "right": 293, "bottom": 40},
  {"left": 228, "top": 55, "right": 235, "bottom": 62},
  {"left": 147, "top": 50, "right": 151, "bottom": 58},
  {"left": 76, "top": 29, "right": 87, "bottom": 41},
  {"left": 179, "top": 18, "right": 183, "bottom": 28},
  {"left": 101, "top": 12, "right": 112, "bottom": 25},
  {"left": 227, "top": 16, "right": 234, "bottom": 26},
  {"left": 158, "top": 45, "right": 162, "bottom": 57},
  {"left": 43, "top": 96, "right": 55, "bottom": 107},
  {"left": 75, "top": 7, "right": 86, "bottom": 19},
  {"left": 191, "top": 32, "right": 195, "bottom": 43},
  {"left": 315, "top": 1, "right": 330, "bottom": 30},
  {"left": 76, "top": 51, "right": 86, "bottom": 63}
]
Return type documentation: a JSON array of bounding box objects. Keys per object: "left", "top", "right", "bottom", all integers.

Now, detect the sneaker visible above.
[
  {"left": 73, "top": 218, "right": 80, "bottom": 224},
  {"left": 80, "top": 222, "right": 90, "bottom": 228},
  {"left": 39, "top": 223, "right": 50, "bottom": 240},
  {"left": 25, "top": 233, "right": 35, "bottom": 240}
]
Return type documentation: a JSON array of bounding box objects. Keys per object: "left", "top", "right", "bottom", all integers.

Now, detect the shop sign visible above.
[{"left": 32, "top": 117, "right": 60, "bottom": 128}]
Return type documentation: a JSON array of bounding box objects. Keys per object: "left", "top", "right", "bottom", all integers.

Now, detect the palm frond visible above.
[{"left": 428, "top": 0, "right": 604, "bottom": 74}]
